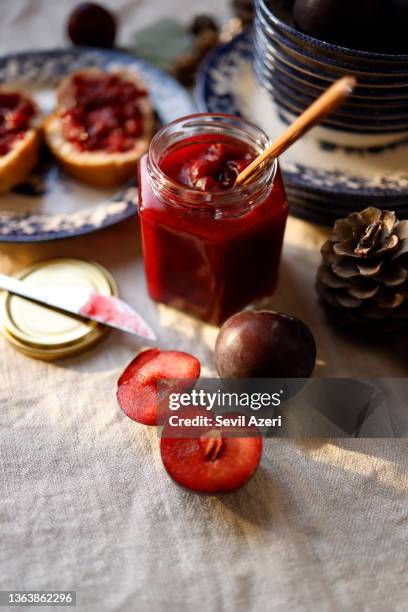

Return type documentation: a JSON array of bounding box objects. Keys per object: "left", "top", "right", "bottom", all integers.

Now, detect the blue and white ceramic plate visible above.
[
  {"left": 196, "top": 31, "right": 408, "bottom": 218},
  {"left": 0, "top": 48, "right": 195, "bottom": 242},
  {"left": 285, "top": 190, "right": 408, "bottom": 227}
]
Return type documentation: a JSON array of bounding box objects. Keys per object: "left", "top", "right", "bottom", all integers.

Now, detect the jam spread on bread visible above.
[
  {"left": 0, "top": 92, "right": 36, "bottom": 156},
  {"left": 60, "top": 73, "right": 148, "bottom": 153}
]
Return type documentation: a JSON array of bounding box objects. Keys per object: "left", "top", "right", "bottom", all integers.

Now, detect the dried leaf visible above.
[{"left": 130, "top": 18, "right": 193, "bottom": 71}]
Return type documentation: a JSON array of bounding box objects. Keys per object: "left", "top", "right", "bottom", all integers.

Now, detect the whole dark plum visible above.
[
  {"left": 67, "top": 3, "right": 117, "bottom": 48},
  {"left": 292, "top": 0, "right": 382, "bottom": 49},
  {"left": 215, "top": 310, "right": 316, "bottom": 379}
]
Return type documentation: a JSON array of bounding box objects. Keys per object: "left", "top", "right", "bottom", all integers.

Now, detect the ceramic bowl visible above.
[
  {"left": 253, "top": 0, "right": 408, "bottom": 138},
  {"left": 258, "top": 0, "right": 408, "bottom": 71}
]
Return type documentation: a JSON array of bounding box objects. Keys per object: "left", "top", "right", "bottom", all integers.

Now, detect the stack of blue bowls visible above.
[{"left": 253, "top": 0, "right": 408, "bottom": 141}]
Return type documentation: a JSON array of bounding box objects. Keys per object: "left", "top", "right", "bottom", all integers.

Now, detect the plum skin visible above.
[
  {"left": 67, "top": 3, "right": 117, "bottom": 48},
  {"left": 215, "top": 310, "right": 316, "bottom": 379}
]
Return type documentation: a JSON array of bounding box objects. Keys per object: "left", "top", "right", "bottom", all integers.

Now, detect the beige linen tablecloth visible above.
[{"left": 0, "top": 2, "right": 407, "bottom": 611}]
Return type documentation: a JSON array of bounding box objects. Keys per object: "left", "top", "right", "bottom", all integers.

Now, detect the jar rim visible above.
[{"left": 147, "top": 113, "right": 277, "bottom": 210}]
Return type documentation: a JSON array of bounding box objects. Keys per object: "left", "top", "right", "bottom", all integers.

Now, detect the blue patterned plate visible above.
[
  {"left": 0, "top": 48, "right": 195, "bottom": 242},
  {"left": 196, "top": 31, "right": 408, "bottom": 211}
]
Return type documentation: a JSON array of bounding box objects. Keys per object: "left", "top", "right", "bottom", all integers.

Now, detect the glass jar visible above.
[{"left": 138, "top": 114, "right": 288, "bottom": 325}]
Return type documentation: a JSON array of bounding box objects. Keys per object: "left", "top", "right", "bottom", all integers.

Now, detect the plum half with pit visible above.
[
  {"left": 67, "top": 3, "right": 117, "bottom": 48},
  {"left": 160, "top": 407, "right": 263, "bottom": 493},
  {"left": 215, "top": 310, "right": 316, "bottom": 379}
]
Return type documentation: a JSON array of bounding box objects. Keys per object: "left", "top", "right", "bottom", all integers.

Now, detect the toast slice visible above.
[
  {"left": 44, "top": 68, "right": 154, "bottom": 187},
  {"left": 0, "top": 89, "right": 41, "bottom": 194}
]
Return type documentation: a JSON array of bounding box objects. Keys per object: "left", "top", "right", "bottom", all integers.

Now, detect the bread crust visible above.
[{"left": 44, "top": 68, "right": 154, "bottom": 187}]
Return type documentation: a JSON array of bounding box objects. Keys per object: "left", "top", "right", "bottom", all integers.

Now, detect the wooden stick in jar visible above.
[{"left": 235, "top": 76, "right": 357, "bottom": 187}]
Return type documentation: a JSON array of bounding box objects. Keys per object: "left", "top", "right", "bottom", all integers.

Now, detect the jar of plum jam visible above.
[{"left": 138, "top": 114, "right": 288, "bottom": 325}]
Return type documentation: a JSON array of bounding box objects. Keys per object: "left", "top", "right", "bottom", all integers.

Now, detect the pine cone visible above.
[{"left": 316, "top": 207, "right": 408, "bottom": 334}]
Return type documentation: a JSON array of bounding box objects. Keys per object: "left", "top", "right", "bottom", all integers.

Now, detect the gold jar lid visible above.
[{"left": 0, "top": 258, "right": 117, "bottom": 360}]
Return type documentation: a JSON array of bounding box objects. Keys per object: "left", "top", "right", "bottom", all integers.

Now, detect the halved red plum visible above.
[
  {"left": 117, "top": 348, "right": 201, "bottom": 425},
  {"left": 160, "top": 408, "right": 263, "bottom": 493},
  {"left": 176, "top": 141, "right": 255, "bottom": 191}
]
